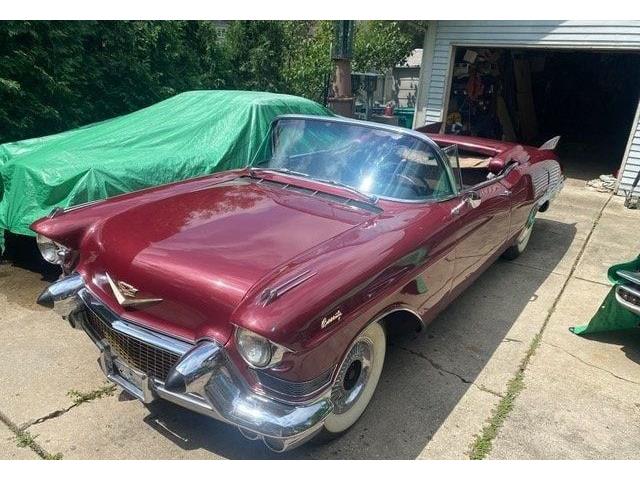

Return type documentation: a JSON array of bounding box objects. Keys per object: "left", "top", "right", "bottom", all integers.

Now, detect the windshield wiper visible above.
[
  {"left": 248, "top": 166, "right": 310, "bottom": 178},
  {"left": 314, "top": 178, "right": 379, "bottom": 204},
  {"left": 249, "top": 167, "right": 378, "bottom": 204}
]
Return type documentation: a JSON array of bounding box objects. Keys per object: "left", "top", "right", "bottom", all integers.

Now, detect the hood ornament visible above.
[{"left": 105, "top": 273, "right": 163, "bottom": 308}]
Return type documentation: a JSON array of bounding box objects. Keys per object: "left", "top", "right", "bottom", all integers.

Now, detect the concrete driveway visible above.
[{"left": 1, "top": 180, "right": 639, "bottom": 460}]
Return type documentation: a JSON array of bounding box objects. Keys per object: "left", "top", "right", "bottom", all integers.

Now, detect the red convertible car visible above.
[{"left": 33, "top": 116, "right": 563, "bottom": 452}]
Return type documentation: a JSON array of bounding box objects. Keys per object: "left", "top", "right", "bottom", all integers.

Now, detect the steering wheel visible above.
[{"left": 390, "top": 172, "right": 430, "bottom": 197}]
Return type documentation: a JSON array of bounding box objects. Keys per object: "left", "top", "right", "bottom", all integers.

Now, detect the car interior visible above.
[{"left": 457, "top": 150, "right": 494, "bottom": 188}]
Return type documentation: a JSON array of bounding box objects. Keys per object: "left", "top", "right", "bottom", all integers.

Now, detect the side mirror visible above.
[{"left": 488, "top": 158, "right": 505, "bottom": 175}]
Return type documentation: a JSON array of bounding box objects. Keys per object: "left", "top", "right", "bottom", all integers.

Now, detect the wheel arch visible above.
[{"left": 373, "top": 305, "right": 425, "bottom": 337}]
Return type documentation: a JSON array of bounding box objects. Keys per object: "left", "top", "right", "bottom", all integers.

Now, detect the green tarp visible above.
[
  {"left": 570, "top": 255, "right": 640, "bottom": 335},
  {"left": 0, "top": 90, "right": 331, "bottom": 250}
]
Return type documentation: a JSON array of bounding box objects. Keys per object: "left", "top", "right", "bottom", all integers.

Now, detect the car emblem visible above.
[
  {"left": 117, "top": 281, "right": 138, "bottom": 298},
  {"left": 105, "top": 272, "right": 162, "bottom": 308},
  {"left": 321, "top": 310, "right": 342, "bottom": 329}
]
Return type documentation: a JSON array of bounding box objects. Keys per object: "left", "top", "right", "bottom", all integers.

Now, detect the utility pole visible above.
[{"left": 327, "top": 20, "right": 355, "bottom": 117}]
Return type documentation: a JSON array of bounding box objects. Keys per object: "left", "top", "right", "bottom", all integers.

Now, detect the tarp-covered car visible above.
[{"left": 0, "top": 90, "right": 331, "bottom": 250}]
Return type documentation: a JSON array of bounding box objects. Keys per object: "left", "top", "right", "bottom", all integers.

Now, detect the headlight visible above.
[
  {"left": 235, "top": 327, "right": 273, "bottom": 368},
  {"left": 36, "top": 234, "right": 70, "bottom": 265},
  {"left": 234, "top": 327, "right": 289, "bottom": 369}
]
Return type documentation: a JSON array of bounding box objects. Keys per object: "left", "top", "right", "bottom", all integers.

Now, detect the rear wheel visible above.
[
  {"left": 317, "top": 321, "right": 386, "bottom": 440},
  {"left": 502, "top": 211, "right": 536, "bottom": 260}
]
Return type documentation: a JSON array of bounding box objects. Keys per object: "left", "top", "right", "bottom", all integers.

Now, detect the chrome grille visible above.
[
  {"left": 84, "top": 310, "right": 180, "bottom": 380},
  {"left": 256, "top": 368, "right": 334, "bottom": 399}
]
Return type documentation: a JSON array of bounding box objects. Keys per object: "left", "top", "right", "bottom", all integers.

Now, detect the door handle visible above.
[
  {"left": 451, "top": 191, "right": 481, "bottom": 216},
  {"left": 498, "top": 190, "right": 512, "bottom": 197},
  {"left": 451, "top": 201, "right": 465, "bottom": 216}
]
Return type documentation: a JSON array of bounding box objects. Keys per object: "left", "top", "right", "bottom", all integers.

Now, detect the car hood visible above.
[{"left": 78, "top": 176, "right": 377, "bottom": 344}]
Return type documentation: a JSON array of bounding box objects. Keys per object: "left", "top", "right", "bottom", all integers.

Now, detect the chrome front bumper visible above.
[{"left": 38, "top": 274, "right": 333, "bottom": 452}]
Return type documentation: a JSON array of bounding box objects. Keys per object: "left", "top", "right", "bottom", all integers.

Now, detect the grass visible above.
[
  {"left": 15, "top": 430, "right": 39, "bottom": 449},
  {"left": 14, "top": 430, "right": 63, "bottom": 460},
  {"left": 468, "top": 333, "right": 541, "bottom": 459},
  {"left": 67, "top": 383, "right": 116, "bottom": 406}
]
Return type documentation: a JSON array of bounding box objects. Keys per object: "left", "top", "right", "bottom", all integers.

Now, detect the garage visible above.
[{"left": 413, "top": 21, "right": 640, "bottom": 198}]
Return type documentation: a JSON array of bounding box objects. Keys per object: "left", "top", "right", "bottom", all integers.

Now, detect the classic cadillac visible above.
[{"left": 33, "top": 116, "right": 563, "bottom": 452}]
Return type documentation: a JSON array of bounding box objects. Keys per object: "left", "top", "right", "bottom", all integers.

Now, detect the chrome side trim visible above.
[
  {"left": 617, "top": 270, "right": 640, "bottom": 286},
  {"left": 259, "top": 270, "right": 317, "bottom": 306},
  {"left": 376, "top": 305, "right": 426, "bottom": 331}
]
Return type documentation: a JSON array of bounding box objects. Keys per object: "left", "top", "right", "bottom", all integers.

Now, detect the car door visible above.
[{"left": 442, "top": 145, "right": 511, "bottom": 293}]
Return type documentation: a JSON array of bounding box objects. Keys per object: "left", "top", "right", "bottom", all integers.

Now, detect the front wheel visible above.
[{"left": 319, "top": 321, "right": 386, "bottom": 439}]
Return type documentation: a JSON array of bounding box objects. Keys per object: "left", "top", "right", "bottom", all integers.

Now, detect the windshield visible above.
[{"left": 254, "top": 118, "right": 453, "bottom": 201}]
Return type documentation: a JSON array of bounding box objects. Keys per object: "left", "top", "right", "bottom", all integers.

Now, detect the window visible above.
[{"left": 257, "top": 118, "right": 454, "bottom": 201}]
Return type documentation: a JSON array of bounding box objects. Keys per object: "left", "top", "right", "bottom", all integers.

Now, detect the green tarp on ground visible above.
[
  {"left": 570, "top": 255, "right": 640, "bottom": 335},
  {"left": 0, "top": 90, "right": 331, "bottom": 250}
]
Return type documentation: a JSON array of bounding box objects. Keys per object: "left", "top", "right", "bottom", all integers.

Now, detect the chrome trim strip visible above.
[
  {"left": 617, "top": 270, "right": 640, "bottom": 286},
  {"left": 376, "top": 305, "right": 426, "bottom": 331},
  {"left": 256, "top": 366, "right": 335, "bottom": 401},
  {"left": 259, "top": 269, "right": 317, "bottom": 306}
]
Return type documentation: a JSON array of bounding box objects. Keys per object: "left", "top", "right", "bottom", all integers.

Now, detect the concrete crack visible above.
[
  {"left": 502, "top": 337, "right": 523, "bottom": 343},
  {"left": 468, "top": 193, "right": 614, "bottom": 460},
  {"left": 0, "top": 409, "right": 62, "bottom": 460},
  {"left": 543, "top": 341, "right": 640, "bottom": 386},
  {"left": 398, "top": 346, "right": 502, "bottom": 397},
  {"left": 20, "top": 383, "right": 116, "bottom": 430},
  {"left": 20, "top": 405, "right": 76, "bottom": 430},
  {"left": 473, "top": 384, "right": 504, "bottom": 398}
]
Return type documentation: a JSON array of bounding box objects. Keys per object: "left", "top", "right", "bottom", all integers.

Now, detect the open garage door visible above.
[{"left": 442, "top": 47, "right": 640, "bottom": 182}]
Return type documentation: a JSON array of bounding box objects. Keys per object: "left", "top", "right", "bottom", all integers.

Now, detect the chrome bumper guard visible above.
[{"left": 38, "top": 274, "right": 332, "bottom": 452}]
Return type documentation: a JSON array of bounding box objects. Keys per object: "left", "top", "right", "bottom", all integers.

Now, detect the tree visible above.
[
  {"left": 0, "top": 21, "right": 225, "bottom": 143},
  {"left": 281, "top": 21, "right": 333, "bottom": 104},
  {"left": 222, "top": 21, "right": 287, "bottom": 92},
  {"left": 353, "top": 21, "right": 414, "bottom": 73},
  {"left": 0, "top": 20, "right": 420, "bottom": 143}
]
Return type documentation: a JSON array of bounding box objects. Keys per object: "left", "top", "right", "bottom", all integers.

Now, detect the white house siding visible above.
[
  {"left": 414, "top": 21, "right": 640, "bottom": 194},
  {"left": 394, "top": 68, "right": 420, "bottom": 107}
]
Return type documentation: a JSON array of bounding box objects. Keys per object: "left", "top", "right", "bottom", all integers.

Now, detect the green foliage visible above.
[
  {"left": 282, "top": 21, "right": 333, "bottom": 103},
  {"left": 0, "top": 21, "right": 225, "bottom": 143},
  {"left": 223, "top": 21, "right": 287, "bottom": 92},
  {"left": 0, "top": 20, "right": 419, "bottom": 143},
  {"left": 353, "top": 21, "right": 415, "bottom": 73}
]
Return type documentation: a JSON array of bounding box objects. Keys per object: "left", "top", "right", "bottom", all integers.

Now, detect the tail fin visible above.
[{"left": 539, "top": 136, "right": 561, "bottom": 151}]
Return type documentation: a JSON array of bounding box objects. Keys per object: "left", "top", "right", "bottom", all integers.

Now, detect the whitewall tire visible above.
[
  {"left": 322, "top": 321, "right": 386, "bottom": 435},
  {"left": 502, "top": 212, "right": 536, "bottom": 260}
]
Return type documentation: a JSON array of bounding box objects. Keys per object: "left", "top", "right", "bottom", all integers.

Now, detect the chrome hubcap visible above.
[{"left": 331, "top": 339, "right": 373, "bottom": 414}]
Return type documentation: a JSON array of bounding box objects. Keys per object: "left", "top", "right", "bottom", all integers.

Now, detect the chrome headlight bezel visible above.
[
  {"left": 36, "top": 234, "right": 71, "bottom": 265},
  {"left": 234, "top": 327, "right": 289, "bottom": 369}
]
